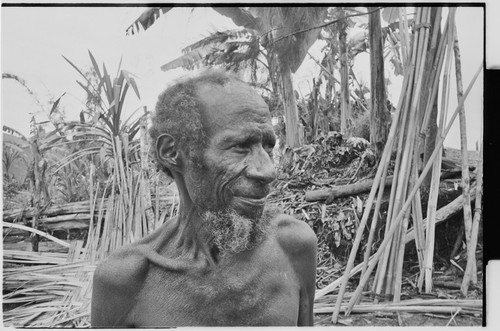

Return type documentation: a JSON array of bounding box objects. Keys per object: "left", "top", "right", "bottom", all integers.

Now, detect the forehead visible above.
[{"left": 196, "top": 81, "right": 271, "bottom": 133}]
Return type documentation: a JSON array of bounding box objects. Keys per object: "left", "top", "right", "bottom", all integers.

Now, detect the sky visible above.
[{"left": 1, "top": 4, "right": 485, "bottom": 149}]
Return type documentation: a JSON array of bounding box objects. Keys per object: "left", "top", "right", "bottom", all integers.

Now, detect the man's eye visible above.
[
  {"left": 264, "top": 141, "right": 275, "bottom": 153},
  {"left": 264, "top": 144, "right": 274, "bottom": 154},
  {"left": 231, "top": 144, "right": 250, "bottom": 153}
]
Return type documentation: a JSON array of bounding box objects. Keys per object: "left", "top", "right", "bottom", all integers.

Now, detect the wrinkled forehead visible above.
[{"left": 195, "top": 81, "right": 272, "bottom": 134}]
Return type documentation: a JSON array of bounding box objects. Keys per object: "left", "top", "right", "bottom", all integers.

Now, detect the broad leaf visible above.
[
  {"left": 212, "top": 7, "right": 261, "bottom": 30},
  {"left": 381, "top": 7, "right": 400, "bottom": 24},
  {"left": 3, "top": 125, "right": 28, "bottom": 142}
]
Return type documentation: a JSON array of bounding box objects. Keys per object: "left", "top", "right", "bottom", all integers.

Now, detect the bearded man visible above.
[{"left": 91, "top": 70, "right": 317, "bottom": 327}]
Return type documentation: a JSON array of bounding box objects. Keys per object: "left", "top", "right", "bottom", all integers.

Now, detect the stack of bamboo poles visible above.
[
  {"left": 322, "top": 7, "right": 483, "bottom": 323},
  {"left": 3, "top": 200, "right": 108, "bottom": 235},
  {"left": 315, "top": 295, "right": 482, "bottom": 315}
]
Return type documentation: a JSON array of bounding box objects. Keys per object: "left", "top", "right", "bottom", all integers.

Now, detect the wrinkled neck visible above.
[{"left": 163, "top": 174, "right": 219, "bottom": 265}]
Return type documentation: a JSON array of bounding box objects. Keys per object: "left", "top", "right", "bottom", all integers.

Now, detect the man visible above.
[{"left": 91, "top": 70, "right": 317, "bottom": 327}]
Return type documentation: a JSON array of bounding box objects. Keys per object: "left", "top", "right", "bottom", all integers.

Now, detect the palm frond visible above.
[
  {"left": 160, "top": 46, "right": 213, "bottom": 71},
  {"left": 161, "top": 28, "right": 257, "bottom": 72},
  {"left": 213, "top": 7, "right": 261, "bottom": 30},
  {"left": 125, "top": 7, "right": 174, "bottom": 35},
  {"left": 3, "top": 125, "right": 29, "bottom": 142},
  {"left": 49, "top": 93, "right": 66, "bottom": 117}
]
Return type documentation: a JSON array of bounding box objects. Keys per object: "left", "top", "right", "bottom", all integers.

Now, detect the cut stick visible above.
[{"left": 344, "top": 63, "right": 483, "bottom": 315}]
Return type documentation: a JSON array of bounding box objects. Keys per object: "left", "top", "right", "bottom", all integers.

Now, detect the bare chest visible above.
[{"left": 129, "top": 252, "right": 300, "bottom": 326}]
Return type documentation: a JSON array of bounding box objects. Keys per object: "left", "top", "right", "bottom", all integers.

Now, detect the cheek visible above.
[
  {"left": 184, "top": 159, "right": 231, "bottom": 205},
  {"left": 186, "top": 150, "right": 249, "bottom": 209}
]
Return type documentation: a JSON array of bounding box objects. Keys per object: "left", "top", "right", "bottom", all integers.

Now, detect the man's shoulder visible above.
[
  {"left": 93, "top": 245, "right": 149, "bottom": 292},
  {"left": 93, "top": 221, "right": 173, "bottom": 289},
  {"left": 271, "top": 213, "right": 317, "bottom": 256}
]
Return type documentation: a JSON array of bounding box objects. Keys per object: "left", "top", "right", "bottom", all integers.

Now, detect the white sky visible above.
[{"left": 1, "top": 5, "right": 485, "bottom": 149}]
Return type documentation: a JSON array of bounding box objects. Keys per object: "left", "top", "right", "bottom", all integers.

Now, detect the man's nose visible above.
[{"left": 246, "top": 147, "right": 277, "bottom": 185}]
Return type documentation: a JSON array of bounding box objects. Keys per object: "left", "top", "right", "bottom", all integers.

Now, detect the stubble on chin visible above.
[{"left": 201, "top": 205, "right": 280, "bottom": 258}]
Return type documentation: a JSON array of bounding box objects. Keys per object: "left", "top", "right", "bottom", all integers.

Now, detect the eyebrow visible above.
[{"left": 219, "top": 127, "right": 275, "bottom": 145}]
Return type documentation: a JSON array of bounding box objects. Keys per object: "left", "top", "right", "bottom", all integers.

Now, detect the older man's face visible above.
[{"left": 184, "top": 81, "right": 277, "bottom": 220}]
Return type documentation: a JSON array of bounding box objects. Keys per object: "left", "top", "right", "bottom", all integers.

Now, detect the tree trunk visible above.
[
  {"left": 338, "top": 8, "right": 351, "bottom": 136},
  {"left": 280, "top": 63, "right": 302, "bottom": 147},
  {"left": 305, "top": 176, "right": 394, "bottom": 202},
  {"left": 368, "top": 8, "right": 388, "bottom": 160}
]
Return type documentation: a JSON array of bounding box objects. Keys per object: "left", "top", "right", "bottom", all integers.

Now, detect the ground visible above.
[{"left": 314, "top": 311, "right": 482, "bottom": 326}]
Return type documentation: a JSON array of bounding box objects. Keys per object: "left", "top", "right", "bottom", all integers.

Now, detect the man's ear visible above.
[{"left": 157, "top": 134, "right": 183, "bottom": 173}]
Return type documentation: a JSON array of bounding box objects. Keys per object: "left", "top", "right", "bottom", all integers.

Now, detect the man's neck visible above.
[{"left": 161, "top": 174, "right": 219, "bottom": 265}]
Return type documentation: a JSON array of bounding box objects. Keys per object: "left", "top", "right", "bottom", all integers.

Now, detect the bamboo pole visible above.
[
  {"left": 360, "top": 158, "right": 390, "bottom": 283},
  {"left": 391, "top": 8, "right": 431, "bottom": 300},
  {"left": 374, "top": 7, "right": 429, "bottom": 300},
  {"left": 344, "top": 63, "right": 483, "bottom": 315},
  {"left": 461, "top": 118, "right": 483, "bottom": 295},
  {"left": 316, "top": 303, "right": 481, "bottom": 315},
  {"left": 452, "top": 20, "right": 476, "bottom": 284},
  {"left": 2, "top": 222, "right": 71, "bottom": 248},
  {"left": 373, "top": 6, "right": 422, "bottom": 298},
  {"left": 330, "top": 62, "right": 413, "bottom": 322},
  {"left": 3, "top": 200, "right": 107, "bottom": 221},
  {"left": 372, "top": 51, "right": 413, "bottom": 301},
  {"left": 315, "top": 176, "right": 473, "bottom": 301},
  {"left": 418, "top": 8, "right": 443, "bottom": 133},
  {"left": 420, "top": 14, "right": 450, "bottom": 136},
  {"left": 420, "top": 8, "right": 456, "bottom": 293},
  {"left": 399, "top": 7, "right": 410, "bottom": 66},
  {"left": 331, "top": 57, "right": 418, "bottom": 320},
  {"left": 411, "top": 150, "right": 426, "bottom": 268}
]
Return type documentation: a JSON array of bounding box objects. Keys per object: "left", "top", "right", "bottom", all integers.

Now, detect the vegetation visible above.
[{"left": 3, "top": 6, "right": 483, "bottom": 327}]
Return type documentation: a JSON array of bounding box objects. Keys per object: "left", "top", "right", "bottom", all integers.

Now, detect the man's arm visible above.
[
  {"left": 91, "top": 250, "right": 148, "bottom": 327},
  {"left": 277, "top": 215, "right": 318, "bottom": 326}
]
